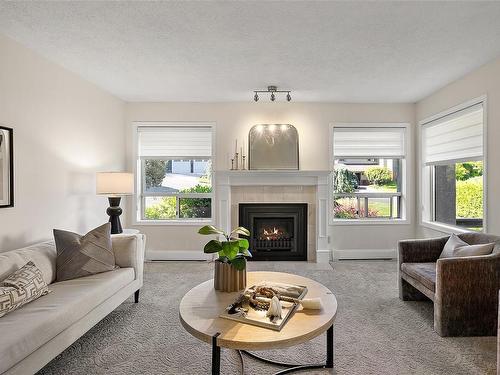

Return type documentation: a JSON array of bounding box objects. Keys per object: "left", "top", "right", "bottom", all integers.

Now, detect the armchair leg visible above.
[{"left": 134, "top": 289, "right": 140, "bottom": 303}]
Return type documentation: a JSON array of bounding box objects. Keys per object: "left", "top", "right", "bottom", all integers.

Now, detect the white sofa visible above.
[{"left": 0, "top": 233, "right": 145, "bottom": 375}]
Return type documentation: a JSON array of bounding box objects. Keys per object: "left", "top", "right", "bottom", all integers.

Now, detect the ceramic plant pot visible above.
[{"left": 214, "top": 260, "right": 246, "bottom": 292}]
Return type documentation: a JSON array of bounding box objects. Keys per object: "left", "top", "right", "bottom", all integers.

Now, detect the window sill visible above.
[
  {"left": 133, "top": 219, "right": 214, "bottom": 226},
  {"left": 331, "top": 218, "right": 409, "bottom": 226},
  {"left": 420, "top": 221, "right": 472, "bottom": 234}
]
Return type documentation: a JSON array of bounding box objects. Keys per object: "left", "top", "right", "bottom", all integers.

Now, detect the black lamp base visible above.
[{"left": 106, "top": 197, "right": 123, "bottom": 234}]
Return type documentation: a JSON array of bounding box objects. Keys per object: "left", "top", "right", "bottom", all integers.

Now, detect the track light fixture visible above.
[{"left": 253, "top": 86, "right": 292, "bottom": 102}]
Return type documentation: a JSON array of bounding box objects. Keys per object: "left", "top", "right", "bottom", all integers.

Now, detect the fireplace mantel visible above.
[
  {"left": 215, "top": 170, "right": 331, "bottom": 263},
  {"left": 216, "top": 170, "right": 330, "bottom": 186}
]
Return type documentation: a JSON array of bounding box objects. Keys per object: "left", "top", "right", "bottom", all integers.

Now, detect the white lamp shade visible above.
[{"left": 96, "top": 172, "right": 134, "bottom": 196}]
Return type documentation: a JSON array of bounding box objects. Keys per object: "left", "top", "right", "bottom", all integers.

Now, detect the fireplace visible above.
[{"left": 239, "top": 203, "right": 308, "bottom": 261}]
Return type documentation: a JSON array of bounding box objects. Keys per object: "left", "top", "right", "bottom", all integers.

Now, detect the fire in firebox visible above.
[{"left": 259, "top": 226, "right": 290, "bottom": 241}]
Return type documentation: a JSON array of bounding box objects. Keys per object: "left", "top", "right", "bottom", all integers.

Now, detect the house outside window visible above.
[
  {"left": 421, "top": 101, "right": 485, "bottom": 232},
  {"left": 331, "top": 124, "right": 408, "bottom": 222},
  {"left": 134, "top": 123, "right": 214, "bottom": 223}
]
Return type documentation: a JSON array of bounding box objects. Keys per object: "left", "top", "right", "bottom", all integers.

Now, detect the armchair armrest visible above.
[
  {"left": 434, "top": 254, "right": 500, "bottom": 336},
  {"left": 112, "top": 234, "right": 146, "bottom": 282},
  {"left": 398, "top": 236, "right": 449, "bottom": 265},
  {"left": 436, "top": 254, "right": 500, "bottom": 296}
]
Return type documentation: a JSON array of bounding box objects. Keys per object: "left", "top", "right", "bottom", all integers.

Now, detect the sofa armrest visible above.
[
  {"left": 112, "top": 234, "right": 146, "bottom": 282},
  {"left": 398, "top": 236, "right": 448, "bottom": 265}
]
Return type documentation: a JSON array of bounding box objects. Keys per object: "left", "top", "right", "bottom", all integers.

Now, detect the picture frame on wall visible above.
[{"left": 0, "top": 126, "right": 13, "bottom": 208}]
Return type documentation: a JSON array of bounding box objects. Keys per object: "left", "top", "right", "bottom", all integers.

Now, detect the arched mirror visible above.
[{"left": 248, "top": 124, "right": 299, "bottom": 170}]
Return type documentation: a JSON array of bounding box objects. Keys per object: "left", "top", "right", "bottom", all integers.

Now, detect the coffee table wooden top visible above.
[{"left": 179, "top": 271, "right": 337, "bottom": 350}]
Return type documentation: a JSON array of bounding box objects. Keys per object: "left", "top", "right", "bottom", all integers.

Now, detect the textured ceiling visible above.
[{"left": 1, "top": 2, "right": 500, "bottom": 102}]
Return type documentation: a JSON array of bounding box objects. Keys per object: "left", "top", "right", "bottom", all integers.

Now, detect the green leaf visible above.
[
  {"left": 237, "top": 238, "right": 249, "bottom": 251},
  {"left": 230, "top": 227, "right": 250, "bottom": 237},
  {"left": 198, "top": 225, "right": 225, "bottom": 236},
  {"left": 203, "top": 239, "right": 223, "bottom": 253},
  {"left": 231, "top": 256, "right": 246, "bottom": 270},
  {"left": 221, "top": 240, "right": 239, "bottom": 261}
]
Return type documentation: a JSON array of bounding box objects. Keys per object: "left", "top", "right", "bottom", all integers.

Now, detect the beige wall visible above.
[
  {"left": 416, "top": 56, "right": 500, "bottom": 238},
  {"left": 0, "top": 34, "right": 125, "bottom": 251},
  {"left": 125, "top": 102, "right": 416, "bottom": 255}
]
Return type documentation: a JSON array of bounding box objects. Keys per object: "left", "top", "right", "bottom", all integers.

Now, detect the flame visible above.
[{"left": 261, "top": 226, "right": 284, "bottom": 240}]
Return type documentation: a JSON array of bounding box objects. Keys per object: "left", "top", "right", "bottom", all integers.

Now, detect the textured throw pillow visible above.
[
  {"left": 0, "top": 261, "right": 50, "bottom": 318},
  {"left": 54, "top": 223, "right": 116, "bottom": 282},
  {"left": 439, "top": 233, "right": 495, "bottom": 259}
]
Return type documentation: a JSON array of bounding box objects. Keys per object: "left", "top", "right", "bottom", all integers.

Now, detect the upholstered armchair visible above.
[{"left": 398, "top": 233, "right": 500, "bottom": 337}]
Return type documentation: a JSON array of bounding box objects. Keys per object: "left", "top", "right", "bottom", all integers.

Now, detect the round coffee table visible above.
[{"left": 179, "top": 271, "right": 338, "bottom": 374}]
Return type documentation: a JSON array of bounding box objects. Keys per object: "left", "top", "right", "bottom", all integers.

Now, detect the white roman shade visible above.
[
  {"left": 422, "top": 103, "right": 483, "bottom": 166},
  {"left": 138, "top": 126, "right": 212, "bottom": 158},
  {"left": 333, "top": 127, "right": 406, "bottom": 158}
]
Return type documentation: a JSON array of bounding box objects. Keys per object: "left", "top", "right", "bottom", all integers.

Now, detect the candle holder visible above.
[
  {"left": 230, "top": 159, "right": 235, "bottom": 170},
  {"left": 234, "top": 152, "right": 239, "bottom": 170},
  {"left": 241, "top": 155, "right": 246, "bottom": 170}
]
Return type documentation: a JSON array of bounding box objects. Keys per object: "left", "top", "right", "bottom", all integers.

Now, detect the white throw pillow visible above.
[{"left": 439, "top": 233, "right": 495, "bottom": 259}]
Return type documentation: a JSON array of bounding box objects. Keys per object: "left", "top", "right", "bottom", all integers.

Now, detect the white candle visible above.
[{"left": 235, "top": 139, "right": 238, "bottom": 154}]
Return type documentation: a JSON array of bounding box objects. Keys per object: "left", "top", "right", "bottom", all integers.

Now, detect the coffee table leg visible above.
[
  {"left": 326, "top": 325, "right": 334, "bottom": 368},
  {"left": 212, "top": 332, "right": 221, "bottom": 375}
]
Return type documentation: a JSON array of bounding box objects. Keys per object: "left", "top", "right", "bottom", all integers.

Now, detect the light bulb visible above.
[
  {"left": 256, "top": 125, "right": 264, "bottom": 133},
  {"left": 254, "top": 93, "right": 259, "bottom": 102},
  {"left": 280, "top": 124, "right": 288, "bottom": 132},
  {"left": 269, "top": 125, "right": 276, "bottom": 132},
  {"left": 270, "top": 92, "right": 275, "bottom": 101},
  {"left": 286, "top": 92, "right": 291, "bottom": 102}
]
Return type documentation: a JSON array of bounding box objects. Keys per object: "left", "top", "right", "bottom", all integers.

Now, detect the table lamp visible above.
[{"left": 96, "top": 172, "right": 134, "bottom": 234}]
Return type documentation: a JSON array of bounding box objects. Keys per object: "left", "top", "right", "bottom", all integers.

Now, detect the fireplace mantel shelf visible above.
[{"left": 216, "top": 170, "right": 329, "bottom": 186}]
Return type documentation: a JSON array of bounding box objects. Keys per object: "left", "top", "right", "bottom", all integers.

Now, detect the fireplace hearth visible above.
[{"left": 239, "top": 203, "right": 307, "bottom": 261}]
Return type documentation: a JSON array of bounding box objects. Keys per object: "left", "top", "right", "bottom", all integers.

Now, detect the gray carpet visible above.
[{"left": 38, "top": 261, "right": 497, "bottom": 375}]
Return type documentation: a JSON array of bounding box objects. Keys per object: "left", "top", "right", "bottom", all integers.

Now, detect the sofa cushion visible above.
[
  {"left": 440, "top": 233, "right": 495, "bottom": 259},
  {"left": 54, "top": 223, "right": 116, "bottom": 282},
  {"left": 0, "top": 261, "right": 50, "bottom": 318},
  {"left": 0, "top": 268, "right": 134, "bottom": 374},
  {"left": 0, "top": 242, "right": 56, "bottom": 285},
  {"left": 401, "top": 262, "right": 436, "bottom": 292}
]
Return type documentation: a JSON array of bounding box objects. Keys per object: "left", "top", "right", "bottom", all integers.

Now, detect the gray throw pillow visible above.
[
  {"left": 54, "top": 223, "right": 116, "bottom": 282},
  {"left": 439, "top": 233, "right": 495, "bottom": 259}
]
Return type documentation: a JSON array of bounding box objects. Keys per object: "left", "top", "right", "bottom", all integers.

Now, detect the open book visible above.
[{"left": 220, "top": 282, "right": 308, "bottom": 331}]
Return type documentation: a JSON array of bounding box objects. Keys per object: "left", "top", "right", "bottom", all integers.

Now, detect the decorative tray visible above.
[{"left": 220, "top": 281, "right": 308, "bottom": 331}]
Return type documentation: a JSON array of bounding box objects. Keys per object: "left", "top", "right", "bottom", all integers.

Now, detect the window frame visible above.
[
  {"left": 329, "top": 122, "right": 411, "bottom": 226},
  {"left": 419, "top": 96, "right": 488, "bottom": 234},
  {"left": 132, "top": 121, "right": 216, "bottom": 226}
]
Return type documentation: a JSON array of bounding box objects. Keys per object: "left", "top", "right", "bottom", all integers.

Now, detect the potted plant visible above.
[{"left": 198, "top": 225, "right": 252, "bottom": 292}]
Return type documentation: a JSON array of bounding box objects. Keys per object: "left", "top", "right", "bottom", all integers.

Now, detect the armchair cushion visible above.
[
  {"left": 439, "top": 233, "right": 495, "bottom": 259},
  {"left": 401, "top": 262, "right": 436, "bottom": 292}
]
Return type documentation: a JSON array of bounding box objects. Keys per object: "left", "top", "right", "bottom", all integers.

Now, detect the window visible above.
[
  {"left": 332, "top": 125, "right": 407, "bottom": 221},
  {"left": 422, "top": 102, "right": 485, "bottom": 231},
  {"left": 135, "top": 124, "right": 214, "bottom": 222}
]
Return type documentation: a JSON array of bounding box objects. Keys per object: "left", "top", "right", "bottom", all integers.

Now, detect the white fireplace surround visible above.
[{"left": 216, "top": 170, "right": 331, "bottom": 263}]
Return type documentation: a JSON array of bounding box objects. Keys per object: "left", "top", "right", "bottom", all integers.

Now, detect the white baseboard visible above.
[
  {"left": 146, "top": 250, "right": 213, "bottom": 261},
  {"left": 316, "top": 249, "right": 332, "bottom": 263},
  {"left": 333, "top": 248, "right": 396, "bottom": 260}
]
